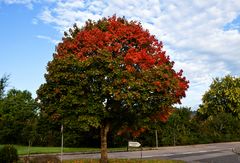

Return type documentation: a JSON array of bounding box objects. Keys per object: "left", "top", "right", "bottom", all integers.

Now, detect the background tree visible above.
[
  {"left": 0, "top": 89, "right": 37, "bottom": 145},
  {"left": 198, "top": 75, "right": 240, "bottom": 119},
  {"left": 161, "top": 107, "right": 195, "bottom": 146},
  {"left": 195, "top": 75, "right": 240, "bottom": 143},
  {"left": 200, "top": 112, "right": 240, "bottom": 142},
  {"left": 37, "top": 15, "right": 189, "bottom": 162},
  {"left": 0, "top": 74, "right": 9, "bottom": 99}
]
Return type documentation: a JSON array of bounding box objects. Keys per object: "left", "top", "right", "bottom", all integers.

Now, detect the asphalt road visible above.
[
  {"left": 143, "top": 148, "right": 240, "bottom": 163},
  {"left": 59, "top": 142, "right": 240, "bottom": 163}
]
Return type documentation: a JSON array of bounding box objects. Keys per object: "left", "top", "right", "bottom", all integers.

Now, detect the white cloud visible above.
[
  {"left": 175, "top": 53, "right": 231, "bottom": 108},
  {"left": 36, "top": 35, "right": 59, "bottom": 44},
  {"left": 5, "top": 0, "right": 240, "bottom": 109},
  {"left": 0, "top": 0, "right": 35, "bottom": 9},
  {"left": 0, "top": 0, "right": 57, "bottom": 9},
  {"left": 0, "top": 0, "right": 57, "bottom": 8},
  {"left": 39, "top": 1, "right": 105, "bottom": 33},
  {"left": 32, "top": 18, "right": 38, "bottom": 24}
]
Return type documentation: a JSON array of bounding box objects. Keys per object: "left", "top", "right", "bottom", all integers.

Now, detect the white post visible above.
[{"left": 61, "top": 124, "right": 63, "bottom": 163}]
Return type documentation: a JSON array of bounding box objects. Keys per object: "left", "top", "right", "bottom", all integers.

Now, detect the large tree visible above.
[
  {"left": 198, "top": 75, "right": 240, "bottom": 119},
  {"left": 37, "top": 16, "right": 188, "bottom": 162}
]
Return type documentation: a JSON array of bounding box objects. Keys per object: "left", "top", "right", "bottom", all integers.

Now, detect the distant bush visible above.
[
  {"left": 0, "top": 144, "right": 18, "bottom": 163},
  {"left": 30, "top": 155, "right": 60, "bottom": 163}
]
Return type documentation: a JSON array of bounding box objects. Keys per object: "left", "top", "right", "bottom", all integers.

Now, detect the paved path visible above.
[{"left": 56, "top": 142, "right": 240, "bottom": 162}]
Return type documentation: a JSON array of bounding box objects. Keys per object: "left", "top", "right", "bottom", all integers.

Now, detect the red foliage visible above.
[
  {"left": 150, "top": 107, "right": 174, "bottom": 123},
  {"left": 56, "top": 16, "right": 167, "bottom": 70},
  {"left": 117, "top": 126, "right": 147, "bottom": 138},
  {"left": 117, "top": 107, "right": 172, "bottom": 137},
  {"left": 56, "top": 16, "right": 188, "bottom": 90}
]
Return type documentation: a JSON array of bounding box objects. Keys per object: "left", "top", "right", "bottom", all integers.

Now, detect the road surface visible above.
[{"left": 58, "top": 142, "right": 240, "bottom": 162}]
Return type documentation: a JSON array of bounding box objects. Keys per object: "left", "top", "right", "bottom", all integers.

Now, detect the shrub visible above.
[{"left": 0, "top": 145, "right": 18, "bottom": 163}]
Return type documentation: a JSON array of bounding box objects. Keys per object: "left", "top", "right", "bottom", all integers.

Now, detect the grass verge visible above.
[
  {"left": 0, "top": 145, "right": 126, "bottom": 155},
  {"left": 63, "top": 159, "right": 185, "bottom": 163}
]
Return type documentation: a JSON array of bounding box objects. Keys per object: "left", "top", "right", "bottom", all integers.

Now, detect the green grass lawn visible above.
[
  {"left": 63, "top": 159, "right": 185, "bottom": 163},
  {"left": 1, "top": 145, "right": 185, "bottom": 162},
  {"left": 0, "top": 145, "right": 126, "bottom": 155}
]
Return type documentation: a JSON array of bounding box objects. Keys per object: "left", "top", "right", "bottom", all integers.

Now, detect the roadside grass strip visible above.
[
  {"left": 63, "top": 159, "right": 185, "bottom": 163},
  {"left": 0, "top": 145, "right": 126, "bottom": 155}
]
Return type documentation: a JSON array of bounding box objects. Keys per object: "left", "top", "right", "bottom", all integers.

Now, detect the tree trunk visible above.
[{"left": 100, "top": 122, "right": 110, "bottom": 163}]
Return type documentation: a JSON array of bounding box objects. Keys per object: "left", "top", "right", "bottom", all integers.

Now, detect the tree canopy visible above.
[
  {"left": 0, "top": 89, "right": 37, "bottom": 144},
  {"left": 37, "top": 15, "right": 189, "bottom": 162},
  {"left": 198, "top": 75, "right": 240, "bottom": 119}
]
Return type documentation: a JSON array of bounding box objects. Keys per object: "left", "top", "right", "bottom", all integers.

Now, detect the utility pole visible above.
[
  {"left": 155, "top": 130, "right": 158, "bottom": 148},
  {"left": 61, "top": 124, "right": 64, "bottom": 163},
  {"left": 154, "top": 121, "right": 158, "bottom": 148}
]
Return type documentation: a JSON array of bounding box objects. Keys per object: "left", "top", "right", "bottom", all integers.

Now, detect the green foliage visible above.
[
  {"left": 37, "top": 16, "right": 188, "bottom": 135},
  {"left": 153, "top": 106, "right": 240, "bottom": 146},
  {"left": 37, "top": 51, "right": 187, "bottom": 134},
  {"left": 34, "top": 113, "right": 62, "bottom": 146},
  {"left": 0, "top": 145, "right": 18, "bottom": 163},
  {"left": 194, "top": 75, "right": 240, "bottom": 144},
  {"left": 198, "top": 75, "right": 240, "bottom": 119},
  {"left": 0, "top": 89, "right": 37, "bottom": 145},
  {"left": 160, "top": 107, "right": 196, "bottom": 146},
  {"left": 134, "top": 107, "right": 201, "bottom": 147},
  {"left": 199, "top": 113, "right": 240, "bottom": 142}
]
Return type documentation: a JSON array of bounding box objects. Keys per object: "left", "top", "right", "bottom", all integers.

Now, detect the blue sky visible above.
[
  {"left": 0, "top": 0, "right": 240, "bottom": 110},
  {"left": 0, "top": 1, "right": 59, "bottom": 96}
]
